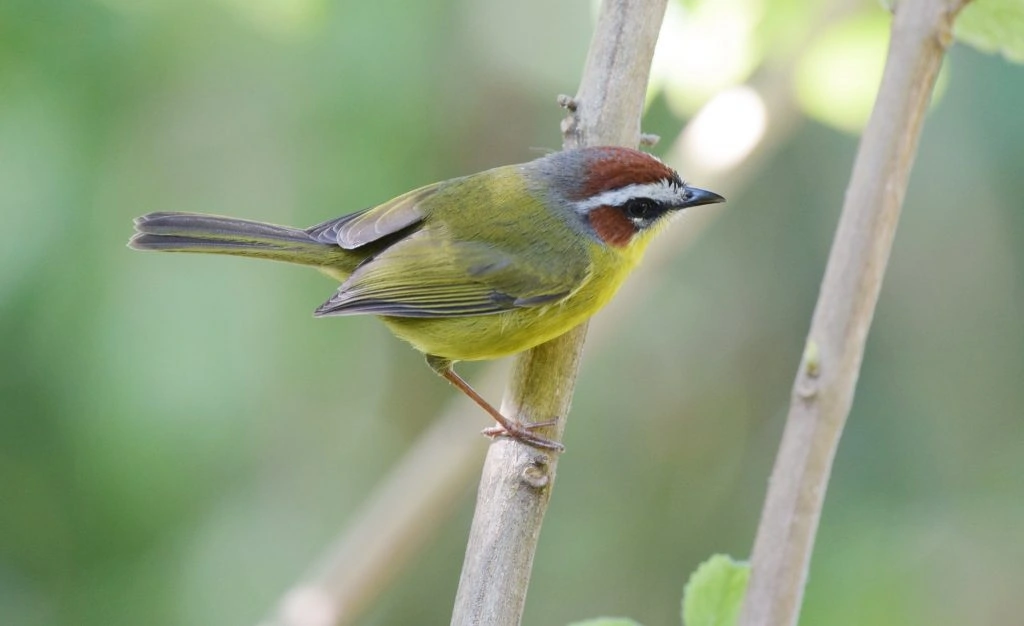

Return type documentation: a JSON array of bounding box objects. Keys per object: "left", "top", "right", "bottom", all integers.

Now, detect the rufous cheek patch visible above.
[{"left": 588, "top": 205, "right": 636, "bottom": 248}]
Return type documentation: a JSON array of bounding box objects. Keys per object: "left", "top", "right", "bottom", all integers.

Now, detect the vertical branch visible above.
[
  {"left": 450, "top": 1, "right": 667, "bottom": 625},
  {"left": 737, "top": 0, "right": 971, "bottom": 625},
  {"left": 563, "top": 0, "right": 665, "bottom": 149}
]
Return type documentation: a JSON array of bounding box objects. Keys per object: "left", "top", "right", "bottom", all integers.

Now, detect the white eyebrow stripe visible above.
[{"left": 573, "top": 179, "right": 685, "bottom": 213}]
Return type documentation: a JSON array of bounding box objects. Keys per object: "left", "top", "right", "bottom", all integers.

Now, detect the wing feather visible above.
[
  {"left": 313, "top": 229, "right": 589, "bottom": 318},
  {"left": 306, "top": 182, "right": 442, "bottom": 249}
]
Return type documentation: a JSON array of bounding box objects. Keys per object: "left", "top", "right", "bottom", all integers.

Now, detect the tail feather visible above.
[
  {"left": 132, "top": 212, "right": 313, "bottom": 241},
  {"left": 129, "top": 211, "right": 357, "bottom": 273}
]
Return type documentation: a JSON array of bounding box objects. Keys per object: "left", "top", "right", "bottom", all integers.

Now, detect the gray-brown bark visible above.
[{"left": 737, "top": 1, "right": 972, "bottom": 624}]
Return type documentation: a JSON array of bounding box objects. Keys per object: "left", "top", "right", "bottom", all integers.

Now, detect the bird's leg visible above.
[{"left": 426, "top": 355, "right": 564, "bottom": 452}]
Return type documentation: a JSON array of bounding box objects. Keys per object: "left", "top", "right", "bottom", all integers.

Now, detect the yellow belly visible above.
[{"left": 379, "top": 242, "right": 640, "bottom": 361}]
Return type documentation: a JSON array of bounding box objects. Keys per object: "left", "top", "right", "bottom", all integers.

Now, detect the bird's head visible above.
[{"left": 526, "top": 146, "right": 725, "bottom": 249}]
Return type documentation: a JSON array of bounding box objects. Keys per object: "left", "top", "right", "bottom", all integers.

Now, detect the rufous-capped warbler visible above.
[{"left": 129, "top": 146, "right": 724, "bottom": 450}]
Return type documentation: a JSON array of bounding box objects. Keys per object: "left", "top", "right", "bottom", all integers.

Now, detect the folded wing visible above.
[{"left": 314, "top": 229, "right": 590, "bottom": 318}]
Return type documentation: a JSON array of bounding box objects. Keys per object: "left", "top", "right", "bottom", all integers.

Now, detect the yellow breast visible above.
[{"left": 380, "top": 237, "right": 646, "bottom": 362}]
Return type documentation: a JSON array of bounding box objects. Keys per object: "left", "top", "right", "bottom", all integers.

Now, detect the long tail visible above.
[{"left": 129, "top": 212, "right": 358, "bottom": 274}]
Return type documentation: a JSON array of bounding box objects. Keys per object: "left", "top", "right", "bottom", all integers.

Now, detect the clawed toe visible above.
[{"left": 482, "top": 418, "right": 564, "bottom": 451}]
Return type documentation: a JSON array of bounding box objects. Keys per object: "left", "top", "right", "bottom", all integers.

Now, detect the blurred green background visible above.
[{"left": 2, "top": 0, "right": 1022, "bottom": 624}]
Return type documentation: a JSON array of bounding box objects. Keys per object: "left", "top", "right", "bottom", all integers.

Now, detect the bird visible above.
[{"left": 129, "top": 146, "right": 724, "bottom": 450}]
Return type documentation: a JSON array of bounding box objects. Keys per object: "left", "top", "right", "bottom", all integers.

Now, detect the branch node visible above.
[
  {"left": 558, "top": 94, "right": 581, "bottom": 142},
  {"left": 802, "top": 340, "right": 821, "bottom": 378},
  {"left": 794, "top": 340, "right": 821, "bottom": 400},
  {"left": 521, "top": 455, "right": 552, "bottom": 489},
  {"left": 556, "top": 94, "right": 578, "bottom": 111},
  {"left": 795, "top": 376, "right": 819, "bottom": 401},
  {"left": 640, "top": 133, "right": 661, "bottom": 147}
]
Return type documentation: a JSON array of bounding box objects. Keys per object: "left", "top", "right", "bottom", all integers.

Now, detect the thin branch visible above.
[
  {"left": 737, "top": 0, "right": 972, "bottom": 624},
  {"left": 449, "top": 1, "right": 667, "bottom": 624}
]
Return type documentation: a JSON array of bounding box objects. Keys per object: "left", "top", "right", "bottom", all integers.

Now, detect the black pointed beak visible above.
[{"left": 679, "top": 186, "right": 726, "bottom": 209}]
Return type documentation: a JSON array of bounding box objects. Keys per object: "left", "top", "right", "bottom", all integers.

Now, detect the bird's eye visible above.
[{"left": 623, "top": 198, "right": 658, "bottom": 220}]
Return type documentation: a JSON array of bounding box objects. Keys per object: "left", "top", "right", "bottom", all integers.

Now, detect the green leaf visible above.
[
  {"left": 955, "top": 0, "right": 1024, "bottom": 64},
  {"left": 567, "top": 619, "right": 645, "bottom": 626},
  {"left": 681, "top": 554, "right": 751, "bottom": 626}
]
